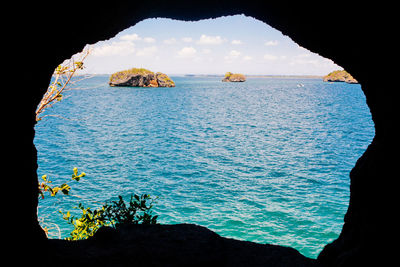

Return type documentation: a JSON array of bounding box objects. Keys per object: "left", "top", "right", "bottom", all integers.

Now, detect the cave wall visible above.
[{"left": 13, "top": 1, "right": 396, "bottom": 266}]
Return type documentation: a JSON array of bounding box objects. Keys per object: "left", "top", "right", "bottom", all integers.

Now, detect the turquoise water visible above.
[{"left": 35, "top": 76, "right": 374, "bottom": 258}]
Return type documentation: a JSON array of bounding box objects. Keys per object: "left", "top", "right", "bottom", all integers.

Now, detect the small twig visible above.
[
  {"left": 38, "top": 114, "right": 76, "bottom": 121},
  {"left": 36, "top": 47, "right": 91, "bottom": 122}
]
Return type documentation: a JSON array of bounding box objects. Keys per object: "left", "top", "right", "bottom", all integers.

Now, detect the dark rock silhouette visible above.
[
  {"left": 13, "top": 1, "right": 396, "bottom": 266},
  {"left": 44, "top": 224, "right": 316, "bottom": 266}
]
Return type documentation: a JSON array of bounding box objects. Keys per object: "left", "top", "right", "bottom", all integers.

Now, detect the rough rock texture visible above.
[
  {"left": 110, "top": 73, "right": 155, "bottom": 87},
  {"left": 43, "top": 224, "right": 317, "bottom": 267},
  {"left": 109, "top": 70, "right": 175, "bottom": 87},
  {"left": 323, "top": 70, "right": 358, "bottom": 84},
  {"left": 222, "top": 72, "right": 246, "bottom": 82},
  {"left": 156, "top": 72, "right": 176, "bottom": 87},
  {"left": 12, "top": 1, "right": 396, "bottom": 266}
]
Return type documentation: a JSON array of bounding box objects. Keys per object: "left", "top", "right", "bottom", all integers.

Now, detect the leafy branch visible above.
[
  {"left": 35, "top": 46, "right": 91, "bottom": 122},
  {"left": 38, "top": 167, "right": 86, "bottom": 199}
]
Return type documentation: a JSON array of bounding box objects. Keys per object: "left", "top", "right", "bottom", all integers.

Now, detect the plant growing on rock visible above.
[
  {"left": 39, "top": 168, "right": 158, "bottom": 240},
  {"left": 61, "top": 203, "right": 110, "bottom": 241},
  {"left": 38, "top": 167, "right": 86, "bottom": 237},
  {"left": 60, "top": 193, "right": 158, "bottom": 240},
  {"left": 109, "top": 68, "right": 175, "bottom": 87},
  {"left": 222, "top": 72, "right": 246, "bottom": 82},
  {"left": 103, "top": 194, "right": 158, "bottom": 227},
  {"left": 109, "top": 68, "right": 154, "bottom": 82}
]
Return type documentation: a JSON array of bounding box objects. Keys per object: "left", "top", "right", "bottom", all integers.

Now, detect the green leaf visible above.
[
  {"left": 60, "top": 183, "right": 71, "bottom": 195},
  {"left": 75, "top": 61, "right": 84, "bottom": 69},
  {"left": 50, "top": 187, "right": 59, "bottom": 196}
]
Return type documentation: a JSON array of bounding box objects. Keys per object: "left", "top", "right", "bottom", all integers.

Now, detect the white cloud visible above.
[
  {"left": 295, "top": 53, "right": 312, "bottom": 58},
  {"left": 229, "top": 50, "right": 241, "bottom": 58},
  {"left": 243, "top": 55, "right": 253, "bottom": 61},
  {"left": 263, "top": 54, "right": 278, "bottom": 61},
  {"left": 136, "top": 46, "right": 158, "bottom": 57},
  {"left": 120, "top": 33, "right": 141, "bottom": 41},
  {"left": 163, "top": 38, "right": 177, "bottom": 45},
  {"left": 224, "top": 50, "right": 241, "bottom": 62},
  {"left": 197, "top": 34, "right": 224, "bottom": 45},
  {"left": 177, "top": 47, "right": 197, "bottom": 58},
  {"left": 231, "top": 40, "right": 242, "bottom": 45},
  {"left": 92, "top": 41, "right": 135, "bottom": 57},
  {"left": 119, "top": 34, "right": 155, "bottom": 43},
  {"left": 143, "top": 37, "right": 156, "bottom": 43},
  {"left": 202, "top": 48, "right": 211, "bottom": 54},
  {"left": 289, "top": 59, "right": 318, "bottom": 66},
  {"left": 288, "top": 53, "right": 321, "bottom": 66},
  {"left": 265, "top": 40, "right": 279, "bottom": 46},
  {"left": 182, "top": 37, "right": 193, "bottom": 43}
]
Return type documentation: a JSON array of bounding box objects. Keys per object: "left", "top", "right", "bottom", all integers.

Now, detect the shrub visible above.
[
  {"left": 61, "top": 194, "right": 158, "bottom": 240},
  {"left": 109, "top": 68, "right": 154, "bottom": 83},
  {"left": 39, "top": 168, "right": 158, "bottom": 240},
  {"left": 224, "top": 72, "right": 233, "bottom": 78},
  {"left": 103, "top": 194, "right": 158, "bottom": 227},
  {"left": 61, "top": 203, "right": 109, "bottom": 241}
]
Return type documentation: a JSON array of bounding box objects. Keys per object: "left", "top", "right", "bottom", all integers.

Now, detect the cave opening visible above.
[{"left": 34, "top": 15, "right": 375, "bottom": 260}]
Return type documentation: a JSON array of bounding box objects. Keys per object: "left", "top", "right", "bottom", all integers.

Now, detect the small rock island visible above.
[
  {"left": 222, "top": 72, "right": 246, "bottom": 82},
  {"left": 109, "top": 68, "right": 175, "bottom": 87},
  {"left": 323, "top": 70, "right": 358, "bottom": 84}
]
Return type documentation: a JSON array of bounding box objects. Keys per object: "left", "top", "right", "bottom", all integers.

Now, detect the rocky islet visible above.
[
  {"left": 222, "top": 72, "right": 246, "bottom": 82},
  {"left": 323, "top": 70, "right": 358, "bottom": 84},
  {"left": 109, "top": 68, "right": 175, "bottom": 87}
]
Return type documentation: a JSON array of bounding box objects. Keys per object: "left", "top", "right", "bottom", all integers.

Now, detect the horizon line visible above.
[{"left": 78, "top": 73, "right": 324, "bottom": 78}]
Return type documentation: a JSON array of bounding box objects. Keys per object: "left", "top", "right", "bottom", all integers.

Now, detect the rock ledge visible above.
[{"left": 44, "top": 223, "right": 317, "bottom": 267}]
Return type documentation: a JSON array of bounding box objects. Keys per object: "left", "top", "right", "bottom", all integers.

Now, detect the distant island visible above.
[
  {"left": 109, "top": 68, "right": 175, "bottom": 87},
  {"left": 323, "top": 70, "right": 358, "bottom": 84},
  {"left": 222, "top": 72, "right": 246, "bottom": 82}
]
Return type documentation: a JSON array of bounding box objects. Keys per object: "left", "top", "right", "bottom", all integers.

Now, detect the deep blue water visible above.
[{"left": 35, "top": 76, "right": 374, "bottom": 258}]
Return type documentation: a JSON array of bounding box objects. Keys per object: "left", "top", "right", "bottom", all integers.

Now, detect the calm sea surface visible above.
[{"left": 35, "top": 76, "right": 374, "bottom": 258}]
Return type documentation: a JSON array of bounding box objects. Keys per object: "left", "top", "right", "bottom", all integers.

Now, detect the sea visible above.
[{"left": 35, "top": 75, "right": 374, "bottom": 258}]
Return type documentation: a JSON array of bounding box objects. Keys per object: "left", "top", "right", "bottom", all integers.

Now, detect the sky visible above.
[{"left": 80, "top": 15, "right": 341, "bottom": 75}]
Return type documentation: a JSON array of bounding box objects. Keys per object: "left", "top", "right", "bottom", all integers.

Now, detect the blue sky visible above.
[{"left": 81, "top": 15, "right": 341, "bottom": 75}]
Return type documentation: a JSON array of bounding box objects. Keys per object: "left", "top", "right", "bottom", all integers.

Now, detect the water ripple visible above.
[{"left": 35, "top": 76, "right": 374, "bottom": 258}]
